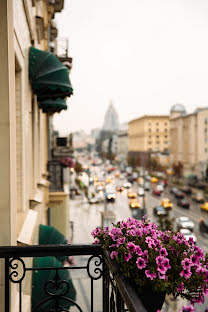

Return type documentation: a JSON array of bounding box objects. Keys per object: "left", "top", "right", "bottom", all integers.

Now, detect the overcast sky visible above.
[{"left": 53, "top": 0, "right": 208, "bottom": 135}]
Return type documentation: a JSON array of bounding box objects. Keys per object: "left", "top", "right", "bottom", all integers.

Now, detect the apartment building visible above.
[
  {"left": 0, "top": 1, "right": 73, "bottom": 310},
  {"left": 128, "top": 115, "right": 170, "bottom": 165},
  {"left": 170, "top": 104, "right": 208, "bottom": 178}
]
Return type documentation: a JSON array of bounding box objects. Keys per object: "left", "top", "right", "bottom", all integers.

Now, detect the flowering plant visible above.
[{"left": 92, "top": 217, "right": 208, "bottom": 304}]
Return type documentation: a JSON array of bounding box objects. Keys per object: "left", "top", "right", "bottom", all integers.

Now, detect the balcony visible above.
[{"left": 1, "top": 244, "right": 146, "bottom": 312}]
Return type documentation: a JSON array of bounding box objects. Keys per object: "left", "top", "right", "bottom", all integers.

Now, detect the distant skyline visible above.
[{"left": 53, "top": 0, "right": 208, "bottom": 135}]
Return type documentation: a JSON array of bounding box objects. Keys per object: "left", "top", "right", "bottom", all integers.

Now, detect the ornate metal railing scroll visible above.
[{"left": 0, "top": 244, "right": 146, "bottom": 312}]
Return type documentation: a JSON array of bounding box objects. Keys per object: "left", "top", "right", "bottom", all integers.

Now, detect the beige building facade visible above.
[
  {"left": 170, "top": 104, "right": 208, "bottom": 178},
  {"left": 0, "top": 1, "right": 71, "bottom": 310},
  {"left": 128, "top": 115, "right": 170, "bottom": 154}
]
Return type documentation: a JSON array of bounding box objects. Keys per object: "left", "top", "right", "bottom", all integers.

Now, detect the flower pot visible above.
[{"left": 137, "top": 286, "right": 166, "bottom": 312}]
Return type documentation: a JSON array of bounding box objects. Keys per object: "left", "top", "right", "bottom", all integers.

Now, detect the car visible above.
[
  {"left": 180, "top": 187, "right": 192, "bottom": 195},
  {"left": 89, "top": 197, "right": 101, "bottom": 204},
  {"left": 160, "top": 180, "right": 168, "bottom": 187},
  {"left": 152, "top": 188, "right": 162, "bottom": 196},
  {"left": 123, "top": 182, "right": 132, "bottom": 189},
  {"left": 192, "top": 192, "right": 204, "bottom": 203},
  {"left": 105, "top": 191, "right": 116, "bottom": 202},
  {"left": 161, "top": 198, "right": 173, "bottom": 210},
  {"left": 180, "top": 229, "right": 197, "bottom": 244},
  {"left": 105, "top": 177, "right": 112, "bottom": 184},
  {"left": 177, "top": 199, "right": 190, "bottom": 209},
  {"left": 156, "top": 184, "right": 164, "bottom": 192},
  {"left": 170, "top": 187, "right": 179, "bottom": 195},
  {"left": 151, "top": 177, "right": 158, "bottom": 183},
  {"left": 138, "top": 187, "right": 145, "bottom": 197},
  {"left": 129, "top": 199, "right": 142, "bottom": 209},
  {"left": 174, "top": 191, "right": 184, "bottom": 199},
  {"left": 144, "top": 182, "right": 150, "bottom": 191},
  {"left": 153, "top": 205, "right": 168, "bottom": 216},
  {"left": 128, "top": 191, "right": 137, "bottom": 199},
  {"left": 176, "top": 216, "right": 194, "bottom": 231},
  {"left": 137, "top": 177, "right": 144, "bottom": 185},
  {"left": 116, "top": 186, "right": 124, "bottom": 192},
  {"left": 200, "top": 202, "right": 208, "bottom": 212}
]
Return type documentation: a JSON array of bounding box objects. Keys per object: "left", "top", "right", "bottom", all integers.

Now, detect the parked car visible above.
[
  {"left": 128, "top": 191, "right": 137, "bottom": 199},
  {"left": 192, "top": 192, "right": 204, "bottom": 203},
  {"left": 138, "top": 187, "right": 145, "bottom": 197},
  {"left": 89, "top": 197, "right": 101, "bottom": 204},
  {"left": 170, "top": 187, "right": 178, "bottom": 195},
  {"left": 152, "top": 188, "right": 162, "bottom": 196},
  {"left": 123, "top": 182, "right": 132, "bottom": 189},
  {"left": 153, "top": 205, "right": 168, "bottom": 216},
  {"left": 180, "top": 187, "right": 192, "bottom": 195},
  {"left": 116, "top": 186, "right": 124, "bottom": 192},
  {"left": 144, "top": 182, "right": 150, "bottom": 191},
  {"left": 176, "top": 216, "right": 194, "bottom": 231},
  {"left": 105, "top": 190, "right": 116, "bottom": 202},
  {"left": 174, "top": 191, "right": 184, "bottom": 199},
  {"left": 161, "top": 198, "right": 173, "bottom": 210},
  {"left": 200, "top": 202, "right": 208, "bottom": 212},
  {"left": 129, "top": 199, "right": 141, "bottom": 209},
  {"left": 177, "top": 199, "right": 190, "bottom": 209},
  {"left": 180, "top": 229, "right": 197, "bottom": 244}
]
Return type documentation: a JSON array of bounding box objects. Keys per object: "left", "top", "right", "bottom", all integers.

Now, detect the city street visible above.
[{"left": 69, "top": 174, "right": 208, "bottom": 311}]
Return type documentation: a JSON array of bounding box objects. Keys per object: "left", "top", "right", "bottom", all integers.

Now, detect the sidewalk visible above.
[{"left": 69, "top": 196, "right": 103, "bottom": 312}]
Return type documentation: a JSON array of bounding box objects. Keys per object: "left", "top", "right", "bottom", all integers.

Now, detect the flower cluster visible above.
[{"left": 92, "top": 218, "right": 208, "bottom": 304}]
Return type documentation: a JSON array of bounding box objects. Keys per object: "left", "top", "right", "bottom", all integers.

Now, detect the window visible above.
[
  {"left": 156, "top": 135, "right": 159, "bottom": 138},
  {"left": 205, "top": 148, "right": 207, "bottom": 153},
  {"left": 156, "top": 141, "right": 160, "bottom": 144},
  {"left": 149, "top": 135, "right": 151, "bottom": 138},
  {"left": 149, "top": 128, "right": 151, "bottom": 132},
  {"left": 164, "top": 122, "right": 167, "bottom": 126},
  {"left": 165, "top": 135, "right": 168, "bottom": 138},
  {"left": 148, "top": 123, "right": 151, "bottom": 126},
  {"left": 164, "top": 141, "right": 168, "bottom": 144},
  {"left": 148, "top": 141, "right": 152, "bottom": 145},
  {"left": 164, "top": 128, "right": 168, "bottom": 132},
  {"left": 156, "top": 122, "right": 159, "bottom": 126},
  {"left": 205, "top": 118, "right": 208, "bottom": 124},
  {"left": 156, "top": 129, "right": 159, "bottom": 132},
  {"left": 205, "top": 128, "right": 207, "bottom": 133}
]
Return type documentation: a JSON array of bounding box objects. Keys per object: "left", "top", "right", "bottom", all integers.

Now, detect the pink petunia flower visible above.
[
  {"left": 110, "top": 251, "right": 118, "bottom": 259},
  {"left": 124, "top": 253, "right": 132, "bottom": 262},
  {"left": 177, "top": 282, "right": 184, "bottom": 292},
  {"left": 145, "top": 270, "right": 157, "bottom": 280},
  {"left": 136, "top": 257, "right": 147, "bottom": 269},
  {"left": 179, "top": 304, "right": 195, "bottom": 312},
  {"left": 180, "top": 269, "right": 192, "bottom": 279}
]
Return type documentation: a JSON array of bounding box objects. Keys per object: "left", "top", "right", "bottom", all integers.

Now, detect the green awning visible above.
[
  {"left": 38, "top": 98, "right": 67, "bottom": 113},
  {"left": 32, "top": 256, "right": 76, "bottom": 312},
  {"left": 29, "top": 47, "right": 73, "bottom": 99},
  {"left": 39, "top": 225, "right": 68, "bottom": 262}
]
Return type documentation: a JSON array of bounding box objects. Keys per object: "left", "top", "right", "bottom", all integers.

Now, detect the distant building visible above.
[
  {"left": 170, "top": 105, "right": 208, "bottom": 178},
  {"left": 117, "top": 123, "right": 128, "bottom": 163},
  {"left": 102, "top": 102, "right": 119, "bottom": 132}
]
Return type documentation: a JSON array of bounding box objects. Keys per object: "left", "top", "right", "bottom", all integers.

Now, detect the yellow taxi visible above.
[
  {"left": 161, "top": 198, "right": 173, "bottom": 210},
  {"left": 200, "top": 202, "right": 208, "bottom": 212},
  {"left": 127, "top": 191, "right": 137, "bottom": 199},
  {"left": 129, "top": 199, "right": 141, "bottom": 209},
  {"left": 105, "top": 177, "right": 112, "bottom": 184},
  {"left": 151, "top": 177, "right": 158, "bottom": 183},
  {"left": 137, "top": 177, "right": 144, "bottom": 185}
]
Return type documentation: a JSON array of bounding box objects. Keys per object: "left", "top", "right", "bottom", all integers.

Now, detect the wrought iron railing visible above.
[{"left": 0, "top": 244, "right": 146, "bottom": 312}]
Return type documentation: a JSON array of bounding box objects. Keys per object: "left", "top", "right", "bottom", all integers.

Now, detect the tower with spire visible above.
[{"left": 102, "top": 101, "right": 119, "bottom": 132}]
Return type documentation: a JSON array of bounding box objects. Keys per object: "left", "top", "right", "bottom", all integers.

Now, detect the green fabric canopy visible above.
[
  {"left": 32, "top": 256, "right": 76, "bottom": 312},
  {"left": 29, "top": 47, "right": 73, "bottom": 99},
  {"left": 38, "top": 98, "right": 67, "bottom": 113},
  {"left": 39, "top": 224, "right": 68, "bottom": 262}
]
